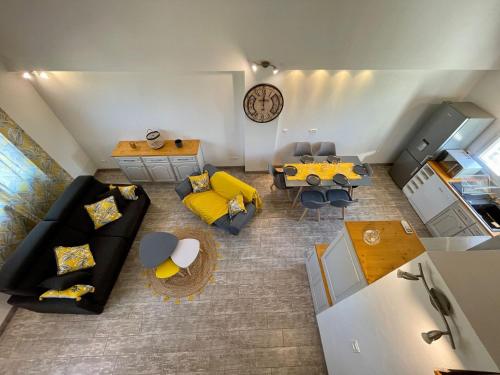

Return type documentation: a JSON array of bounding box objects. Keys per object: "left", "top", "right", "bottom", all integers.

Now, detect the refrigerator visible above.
[{"left": 390, "top": 102, "right": 495, "bottom": 189}]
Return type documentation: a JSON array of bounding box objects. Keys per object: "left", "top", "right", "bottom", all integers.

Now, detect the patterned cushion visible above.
[
  {"left": 54, "top": 244, "right": 96, "bottom": 275},
  {"left": 109, "top": 184, "right": 138, "bottom": 200},
  {"left": 84, "top": 196, "right": 122, "bottom": 229},
  {"left": 228, "top": 194, "right": 246, "bottom": 219},
  {"left": 39, "top": 284, "right": 95, "bottom": 301},
  {"left": 189, "top": 171, "right": 211, "bottom": 193}
]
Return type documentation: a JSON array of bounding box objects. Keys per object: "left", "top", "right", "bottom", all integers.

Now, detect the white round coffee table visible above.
[{"left": 171, "top": 239, "right": 201, "bottom": 275}]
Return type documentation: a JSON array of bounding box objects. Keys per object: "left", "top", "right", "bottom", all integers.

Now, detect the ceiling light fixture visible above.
[
  {"left": 251, "top": 60, "right": 279, "bottom": 75},
  {"left": 397, "top": 263, "right": 456, "bottom": 349},
  {"left": 22, "top": 71, "right": 49, "bottom": 80}
]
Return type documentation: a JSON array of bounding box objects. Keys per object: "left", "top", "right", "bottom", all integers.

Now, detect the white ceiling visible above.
[{"left": 1, "top": 0, "right": 500, "bottom": 72}]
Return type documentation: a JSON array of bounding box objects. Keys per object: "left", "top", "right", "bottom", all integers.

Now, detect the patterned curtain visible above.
[{"left": 0, "top": 108, "right": 71, "bottom": 265}]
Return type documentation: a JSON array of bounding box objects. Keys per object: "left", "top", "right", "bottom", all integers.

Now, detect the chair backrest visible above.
[
  {"left": 363, "top": 163, "right": 374, "bottom": 177},
  {"left": 293, "top": 142, "right": 312, "bottom": 157},
  {"left": 300, "top": 190, "right": 329, "bottom": 209},
  {"left": 268, "top": 163, "right": 276, "bottom": 176},
  {"left": 316, "top": 142, "right": 336, "bottom": 156},
  {"left": 273, "top": 172, "right": 287, "bottom": 190}
]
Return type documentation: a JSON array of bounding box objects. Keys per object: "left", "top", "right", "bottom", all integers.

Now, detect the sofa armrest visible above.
[{"left": 214, "top": 203, "right": 256, "bottom": 235}]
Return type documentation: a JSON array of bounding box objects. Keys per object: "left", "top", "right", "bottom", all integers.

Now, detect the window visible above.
[{"left": 479, "top": 137, "right": 500, "bottom": 176}]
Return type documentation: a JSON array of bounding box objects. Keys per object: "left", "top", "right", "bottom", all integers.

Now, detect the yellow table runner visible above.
[{"left": 284, "top": 162, "right": 361, "bottom": 181}]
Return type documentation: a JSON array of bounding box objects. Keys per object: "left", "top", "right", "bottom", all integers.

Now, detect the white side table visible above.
[{"left": 171, "top": 239, "right": 201, "bottom": 275}]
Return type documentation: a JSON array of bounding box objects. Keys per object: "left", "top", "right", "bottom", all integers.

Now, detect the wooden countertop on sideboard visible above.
[
  {"left": 427, "top": 161, "right": 498, "bottom": 237},
  {"left": 345, "top": 220, "right": 425, "bottom": 284},
  {"left": 112, "top": 140, "right": 200, "bottom": 157}
]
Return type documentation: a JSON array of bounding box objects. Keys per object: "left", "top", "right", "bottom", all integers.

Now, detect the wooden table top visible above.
[
  {"left": 345, "top": 220, "right": 425, "bottom": 284},
  {"left": 112, "top": 140, "right": 200, "bottom": 157}
]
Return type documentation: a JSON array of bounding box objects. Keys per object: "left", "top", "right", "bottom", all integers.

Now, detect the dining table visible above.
[{"left": 283, "top": 156, "right": 373, "bottom": 207}]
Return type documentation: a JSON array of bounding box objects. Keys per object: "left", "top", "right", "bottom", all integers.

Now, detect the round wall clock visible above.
[{"left": 243, "top": 83, "right": 284, "bottom": 123}]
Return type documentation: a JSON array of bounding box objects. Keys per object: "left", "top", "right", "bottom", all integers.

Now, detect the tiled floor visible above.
[{"left": 0, "top": 166, "right": 428, "bottom": 374}]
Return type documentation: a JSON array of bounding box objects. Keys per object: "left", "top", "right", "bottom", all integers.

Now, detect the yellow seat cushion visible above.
[
  {"left": 182, "top": 190, "right": 229, "bottom": 224},
  {"left": 109, "top": 184, "right": 138, "bottom": 200},
  {"left": 84, "top": 196, "right": 122, "bottom": 229},
  {"left": 155, "top": 259, "right": 180, "bottom": 279},
  {"left": 39, "top": 284, "right": 95, "bottom": 301},
  {"left": 188, "top": 171, "right": 211, "bottom": 193},
  {"left": 54, "top": 244, "right": 96, "bottom": 275}
]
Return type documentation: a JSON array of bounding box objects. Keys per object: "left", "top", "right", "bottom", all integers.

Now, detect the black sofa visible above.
[
  {"left": 0, "top": 176, "right": 150, "bottom": 314},
  {"left": 175, "top": 164, "right": 256, "bottom": 235}
]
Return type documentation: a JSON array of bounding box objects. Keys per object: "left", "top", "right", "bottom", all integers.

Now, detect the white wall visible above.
[
  {"left": 32, "top": 72, "right": 244, "bottom": 169},
  {"left": 0, "top": 67, "right": 96, "bottom": 176},
  {"left": 244, "top": 69, "right": 484, "bottom": 170},
  {"left": 30, "top": 69, "right": 485, "bottom": 171},
  {"left": 466, "top": 71, "right": 500, "bottom": 155},
  {"left": 317, "top": 252, "right": 499, "bottom": 375}
]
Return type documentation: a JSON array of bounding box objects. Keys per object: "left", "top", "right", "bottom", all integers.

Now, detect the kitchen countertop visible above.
[
  {"left": 344, "top": 221, "right": 425, "bottom": 284},
  {"left": 428, "top": 161, "right": 499, "bottom": 237},
  {"left": 111, "top": 140, "right": 200, "bottom": 157}
]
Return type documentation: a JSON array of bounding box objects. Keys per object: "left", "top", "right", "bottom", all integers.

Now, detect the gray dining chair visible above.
[
  {"left": 299, "top": 190, "right": 330, "bottom": 222},
  {"left": 268, "top": 164, "right": 293, "bottom": 201},
  {"left": 326, "top": 188, "right": 357, "bottom": 220},
  {"left": 316, "top": 142, "right": 336, "bottom": 156},
  {"left": 293, "top": 142, "right": 313, "bottom": 157},
  {"left": 350, "top": 163, "right": 374, "bottom": 197}
]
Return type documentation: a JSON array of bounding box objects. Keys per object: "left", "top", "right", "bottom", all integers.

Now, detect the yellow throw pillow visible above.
[
  {"left": 84, "top": 196, "right": 122, "bottom": 229},
  {"left": 54, "top": 244, "right": 96, "bottom": 275},
  {"left": 228, "top": 194, "right": 246, "bottom": 219},
  {"left": 39, "top": 284, "right": 95, "bottom": 302},
  {"left": 189, "top": 171, "right": 211, "bottom": 193},
  {"left": 109, "top": 184, "right": 138, "bottom": 200}
]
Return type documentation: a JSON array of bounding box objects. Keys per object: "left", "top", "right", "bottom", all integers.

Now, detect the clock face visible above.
[{"left": 243, "top": 83, "right": 284, "bottom": 123}]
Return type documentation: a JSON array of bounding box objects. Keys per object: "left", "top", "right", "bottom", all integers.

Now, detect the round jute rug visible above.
[{"left": 146, "top": 227, "right": 218, "bottom": 299}]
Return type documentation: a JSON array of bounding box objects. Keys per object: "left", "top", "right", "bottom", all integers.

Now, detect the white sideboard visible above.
[{"left": 112, "top": 140, "right": 205, "bottom": 183}]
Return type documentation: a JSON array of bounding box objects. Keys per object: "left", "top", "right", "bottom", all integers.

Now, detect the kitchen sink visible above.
[{"left": 471, "top": 204, "right": 500, "bottom": 231}]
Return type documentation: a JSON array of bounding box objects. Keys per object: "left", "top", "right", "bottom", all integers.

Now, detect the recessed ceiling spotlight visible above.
[
  {"left": 22, "top": 70, "right": 49, "bottom": 80},
  {"left": 251, "top": 60, "right": 279, "bottom": 75}
]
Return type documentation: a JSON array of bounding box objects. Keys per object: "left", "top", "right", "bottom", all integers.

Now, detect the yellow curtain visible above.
[{"left": 0, "top": 108, "right": 71, "bottom": 265}]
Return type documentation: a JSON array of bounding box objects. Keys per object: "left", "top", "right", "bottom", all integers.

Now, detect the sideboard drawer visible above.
[
  {"left": 170, "top": 156, "right": 197, "bottom": 163},
  {"left": 142, "top": 156, "right": 170, "bottom": 164},
  {"left": 114, "top": 157, "right": 143, "bottom": 165}
]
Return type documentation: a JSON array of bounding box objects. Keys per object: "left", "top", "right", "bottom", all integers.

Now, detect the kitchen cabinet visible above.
[
  {"left": 145, "top": 163, "right": 176, "bottom": 182},
  {"left": 305, "top": 249, "right": 330, "bottom": 314},
  {"left": 427, "top": 205, "right": 467, "bottom": 237},
  {"left": 172, "top": 162, "right": 200, "bottom": 181},
  {"left": 322, "top": 229, "right": 367, "bottom": 303},
  {"left": 403, "top": 164, "right": 457, "bottom": 223},
  {"left": 112, "top": 140, "right": 205, "bottom": 183},
  {"left": 426, "top": 201, "right": 493, "bottom": 238}
]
